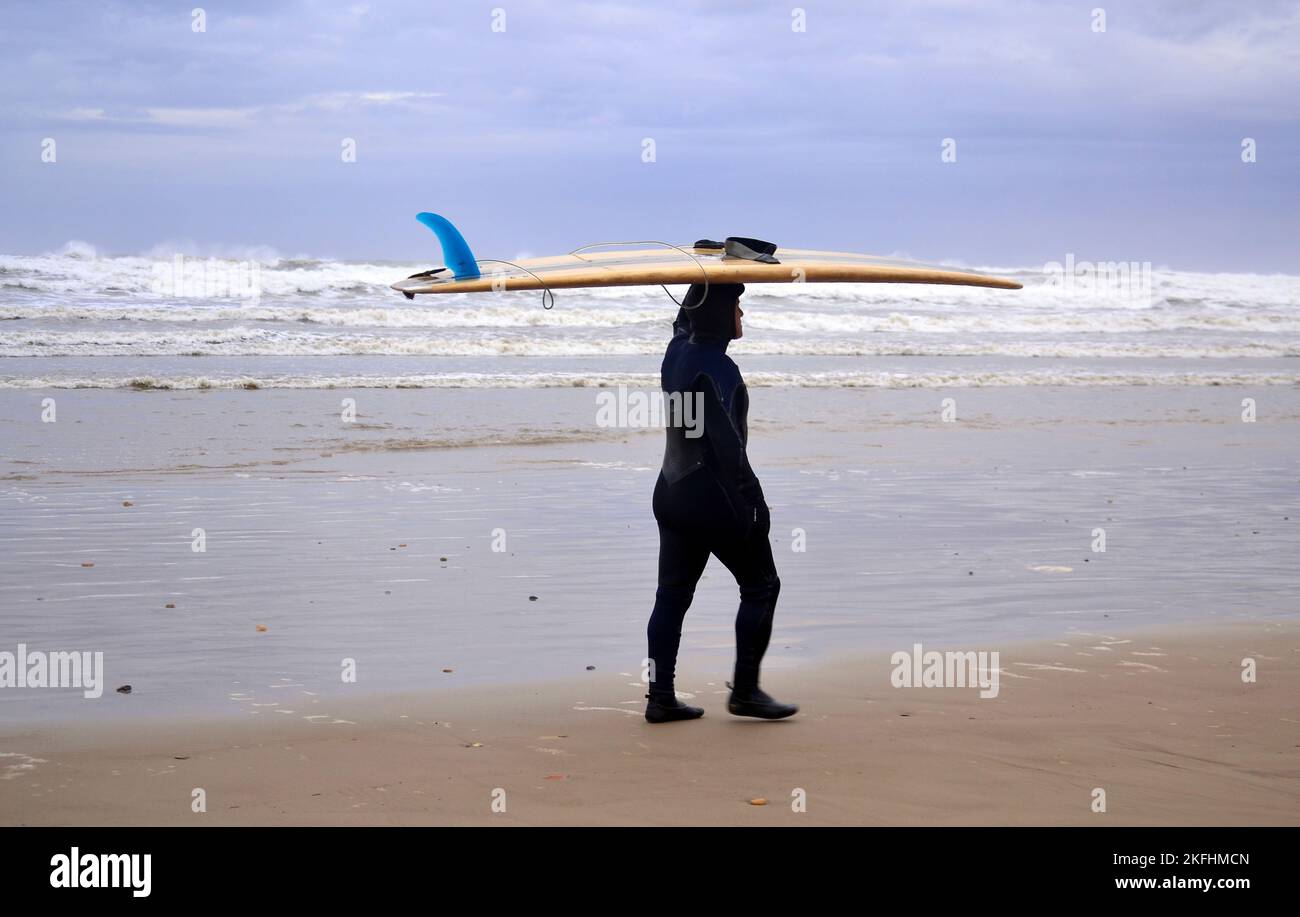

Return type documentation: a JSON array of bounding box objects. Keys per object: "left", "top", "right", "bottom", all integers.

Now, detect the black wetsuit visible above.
[{"left": 647, "top": 285, "right": 780, "bottom": 698}]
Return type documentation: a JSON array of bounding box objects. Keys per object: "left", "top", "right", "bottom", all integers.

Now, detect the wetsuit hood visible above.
[{"left": 682, "top": 283, "right": 744, "bottom": 345}]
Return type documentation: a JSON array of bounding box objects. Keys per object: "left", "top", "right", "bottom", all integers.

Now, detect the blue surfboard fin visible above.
[{"left": 415, "top": 212, "right": 481, "bottom": 280}]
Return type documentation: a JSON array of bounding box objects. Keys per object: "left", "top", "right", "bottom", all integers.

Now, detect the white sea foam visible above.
[
  {"left": 1, "top": 369, "right": 1295, "bottom": 390},
  {"left": 2, "top": 248, "right": 1298, "bottom": 385},
  {"left": 1, "top": 328, "right": 1296, "bottom": 359},
  {"left": 4, "top": 248, "right": 1297, "bottom": 303},
  {"left": 11, "top": 303, "right": 1300, "bottom": 335}
]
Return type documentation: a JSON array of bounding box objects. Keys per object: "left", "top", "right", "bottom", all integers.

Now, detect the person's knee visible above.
[
  {"left": 654, "top": 583, "right": 695, "bottom": 611},
  {"left": 739, "top": 573, "right": 780, "bottom": 607}
]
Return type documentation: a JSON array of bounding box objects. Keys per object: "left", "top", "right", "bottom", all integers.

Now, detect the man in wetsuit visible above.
[{"left": 645, "top": 281, "right": 799, "bottom": 723}]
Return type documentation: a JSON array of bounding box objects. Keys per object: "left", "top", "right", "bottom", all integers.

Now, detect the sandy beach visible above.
[
  {"left": 3, "top": 620, "right": 1296, "bottom": 826},
  {"left": 4, "top": 257, "right": 1299, "bottom": 827}
]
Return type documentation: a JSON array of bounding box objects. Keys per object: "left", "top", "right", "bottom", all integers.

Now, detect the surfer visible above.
[{"left": 645, "top": 282, "right": 799, "bottom": 723}]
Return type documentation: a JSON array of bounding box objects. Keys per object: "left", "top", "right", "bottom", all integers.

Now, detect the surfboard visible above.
[{"left": 391, "top": 213, "right": 1023, "bottom": 297}]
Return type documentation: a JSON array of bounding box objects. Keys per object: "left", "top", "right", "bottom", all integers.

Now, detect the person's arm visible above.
[
  {"left": 729, "top": 382, "right": 764, "bottom": 506},
  {"left": 695, "top": 372, "right": 765, "bottom": 531},
  {"left": 671, "top": 306, "right": 691, "bottom": 338}
]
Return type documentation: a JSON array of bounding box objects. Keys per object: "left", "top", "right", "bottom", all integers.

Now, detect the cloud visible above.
[
  {"left": 2, "top": 1, "right": 1297, "bottom": 268},
  {"left": 43, "top": 91, "right": 445, "bottom": 131},
  {"left": 54, "top": 108, "right": 107, "bottom": 121},
  {"left": 145, "top": 107, "right": 260, "bottom": 128},
  {"left": 295, "top": 91, "right": 444, "bottom": 112}
]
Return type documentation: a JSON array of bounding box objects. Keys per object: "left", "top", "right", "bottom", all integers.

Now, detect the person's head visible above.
[{"left": 682, "top": 282, "right": 745, "bottom": 342}]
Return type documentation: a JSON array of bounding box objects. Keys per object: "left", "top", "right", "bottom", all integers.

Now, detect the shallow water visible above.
[{"left": 2, "top": 385, "right": 1297, "bottom": 724}]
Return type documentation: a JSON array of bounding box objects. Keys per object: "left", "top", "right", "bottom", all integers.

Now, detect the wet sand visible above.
[
  {"left": 2, "top": 384, "right": 1297, "bottom": 824},
  {"left": 3, "top": 620, "right": 1296, "bottom": 826},
  {"left": 3, "top": 385, "right": 1298, "bottom": 725}
]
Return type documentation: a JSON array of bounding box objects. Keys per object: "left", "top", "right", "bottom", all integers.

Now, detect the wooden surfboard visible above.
[{"left": 391, "top": 215, "right": 1023, "bottom": 296}]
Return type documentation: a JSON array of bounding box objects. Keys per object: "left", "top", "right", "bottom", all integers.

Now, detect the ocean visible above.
[{"left": 2, "top": 245, "right": 1298, "bottom": 391}]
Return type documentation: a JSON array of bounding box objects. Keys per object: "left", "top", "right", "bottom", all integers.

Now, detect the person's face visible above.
[{"left": 734, "top": 298, "right": 744, "bottom": 339}]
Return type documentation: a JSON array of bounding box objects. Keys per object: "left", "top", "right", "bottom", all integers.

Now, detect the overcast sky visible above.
[{"left": 2, "top": 0, "right": 1297, "bottom": 270}]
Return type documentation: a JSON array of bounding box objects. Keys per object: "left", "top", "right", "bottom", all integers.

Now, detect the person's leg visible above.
[
  {"left": 647, "top": 525, "right": 710, "bottom": 697},
  {"left": 646, "top": 474, "right": 711, "bottom": 700},
  {"left": 707, "top": 490, "right": 798, "bottom": 719},
  {"left": 708, "top": 503, "right": 780, "bottom": 691}
]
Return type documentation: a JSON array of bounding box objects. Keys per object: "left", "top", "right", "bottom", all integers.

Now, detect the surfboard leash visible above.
[
  {"left": 567, "top": 241, "right": 711, "bottom": 309},
  {"left": 473, "top": 259, "right": 558, "bottom": 309},
  {"left": 456, "top": 241, "right": 714, "bottom": 311}
]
